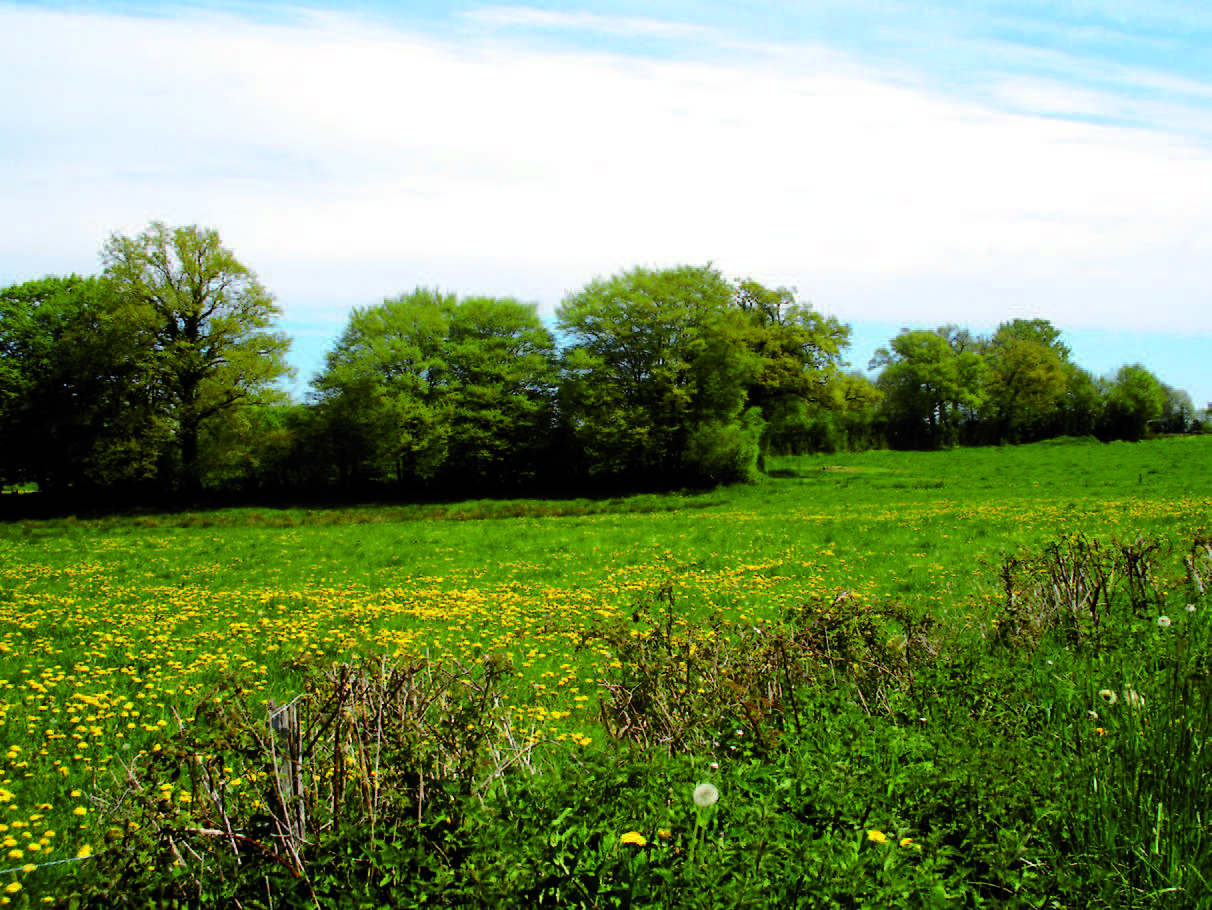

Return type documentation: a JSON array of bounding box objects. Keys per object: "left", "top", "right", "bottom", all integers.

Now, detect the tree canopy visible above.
[
  {"left": 306, "top": 289, "right": 557, "bottom": 489},
  {"left": 556, "top": 264, "right": 766, "bottom": 485},
  {"left": 0, "top": 228, "right": 1201, "bottom": 503},
  {"left": 101, "top": 222, "right": 293, "bottom": 489}
]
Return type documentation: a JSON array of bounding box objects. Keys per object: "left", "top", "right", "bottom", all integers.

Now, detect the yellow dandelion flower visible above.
[
  {"left": 2, "top": 883, "right": 19, "bottom": 895},
  {"left": 76, "top": 844, "right": 92, "bottom": 859},
  {"left": 620, "top": 831, "right": 647, "bottom": 847},
  {"left": 867, "top": 830, "right": 888, "bottom": 844}
]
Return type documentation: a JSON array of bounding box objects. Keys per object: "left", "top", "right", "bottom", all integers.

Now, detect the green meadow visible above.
[{"left": 2, "top": 436, "right": 1211, "bottom": 907}]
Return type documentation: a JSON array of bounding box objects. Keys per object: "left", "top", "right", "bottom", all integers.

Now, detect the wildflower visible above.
[
  {"left": 620, "top": 831, "right": 647, "bottom": 847},
  {"left": 4, "top": 882, "right": 20, "bottom": 894},
  {"left": 693, "top": 783, "right": 719, "bottom": 808},
  {"left": 76, "top": 844, "right": 91, "bottom": 859},
  {"left": 1098, "top": 689, "right": 1118, "bottom": 706},
  {"left": 72, "top": 807, "right": 87, "bottom": 817},
  {"left": 1094, "top": 728, "right": 1107, "bottom": 736},
  {"left": 1187, "top": 604, "right": 1196, "bottom": 613},
  {"left": 1157, "top": 616, "right": 1172, "bottom": 628},
  {"left": 867, "top": 830, "right": 888, "bottom": 844},
  {"left": 657, "top": 828, "right": 672, "bottom": 840}
]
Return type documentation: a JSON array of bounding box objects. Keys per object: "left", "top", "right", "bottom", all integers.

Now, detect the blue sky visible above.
[{"left": 2, "top": 0, "right": 1210, "bottom": 407}]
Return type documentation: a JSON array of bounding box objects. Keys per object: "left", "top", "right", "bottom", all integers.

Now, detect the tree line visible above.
[{"left": 0, "top": 222, "right": 1197, "bottom": 504}]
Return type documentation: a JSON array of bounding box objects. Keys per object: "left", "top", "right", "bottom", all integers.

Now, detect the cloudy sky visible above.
[{"left": 3, "top": 0, "right": 1210, "bottom": 406}]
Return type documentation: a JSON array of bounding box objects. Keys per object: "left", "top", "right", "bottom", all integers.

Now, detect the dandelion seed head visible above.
[
  {"left": 693, "top": 782, "right": 719, "bottom": 808},
  {"left": 1157, "top": 615, "right": 1171, "bottom": 628},
  {"left": 1098, "top": 689, "right": 1118, "bottom": 705}
]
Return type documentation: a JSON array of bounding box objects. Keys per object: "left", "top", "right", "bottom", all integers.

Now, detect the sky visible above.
[{"left": 2, "top": 0, "right": 1210, "bottom": 407}]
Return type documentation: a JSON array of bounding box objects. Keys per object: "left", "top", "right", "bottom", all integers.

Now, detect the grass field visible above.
[{"left": 2, "top": 436, "right": 1211, "bottom": 907}]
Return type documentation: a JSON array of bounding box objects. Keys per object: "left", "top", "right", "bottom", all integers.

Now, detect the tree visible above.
[
  {"left": 982, "top": 319, "right": 1068, "bottom": 442},
  {"left": 1100, "top": 364, "right": 1165, "bottom": 441},
  {"left": 557, "top": 264, "right": 764, "bottom": 484},
  {"left": 991, "top": 318, "right": 1071, "bottom": 361},
  {"left": 311, "top": 288, "right": 455, "bottom": 485},
  {"left": 101, "top": 222, "right": 292, "bottom": 489},
  {"left": 1158, "top": 383, "right": 1196, "bottom": 434},
  {"left": 731, "top": 279, "right": 853, "bottom": 454},
  {"left": 443, "top": 296, "right": 557, "bottom": 484},
  {"left": 870, "top": 327, "right": 986, "bottom": 447},
  {"left": 1049, "top": 362, "right": 1103, "bottom": 439},
  {"left": 308, "top": 289, "right": 556, "bottom": 489},
  {"left": 0, "top": 275, "right": 168, "bottom": 492}
]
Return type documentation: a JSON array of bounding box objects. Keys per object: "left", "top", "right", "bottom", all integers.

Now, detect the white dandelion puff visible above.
[{"left": 693, "top": 782, "right": 719, "bottom": 808}]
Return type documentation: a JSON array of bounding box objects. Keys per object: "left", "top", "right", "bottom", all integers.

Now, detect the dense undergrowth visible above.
[{"left": 44, "top": 530, "right": 1212, "bottom": 908}]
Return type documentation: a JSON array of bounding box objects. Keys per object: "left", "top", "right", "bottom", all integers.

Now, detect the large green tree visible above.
[
  {"left": 556, "top": 264, "right": 764, "bottom": 484},
  {"left": 443, "top": 296, "right": 558, "bottom": 483},
  {"left": 309, "top": 289, "right": 556, "bottom": 488},
  {"left": 0, "top": 275, "right": 168, "bottom": 492},
  {"left": 731, "top": 278, "right": 855, "bottom": 454},
  {"left": 101, "top": 222, "right": 292, "bottom": 489},
  {"left": 1100, "top": 363, "right": 1166, "bottom": 441},
  {"left": 982, "top": 318, "right": 1068, "bottom": 443},
  {"left": 870, "top": 327, "right": 986, "bottom": 447}
]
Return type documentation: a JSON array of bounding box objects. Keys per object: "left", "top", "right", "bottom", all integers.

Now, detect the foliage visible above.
[
  {"left": 100, "top": 222, "right": 293, "bottom": 490},
  {"left": 4, "top": 238, "right": 1202, "bottom": 496},
  {"left": 307, "top": 288, "right": 557, "bottom": 490},
  {"left": 556, "top": 264, "right": 764, "bottom": 486},
  {"left": 0, "top": 275, "right": 169, "bottom": 492},
  {"left": 870, "top": 326, "right": 987, "bottom": 448},
  {"left": 730, "top": 278, "right": 858, "bottom": 455},
  {"left": 2, "top": 438, "right": 1211, "bottom": 906},
  {"left": 1099, "top": 363, "right": 1167, "bottom": 442},
  {"left": 47, "top": 523, "right": 1212, "bottom": 908},
  {"left": 981, "top": 319, "right": 1068, "bottom": 443}
]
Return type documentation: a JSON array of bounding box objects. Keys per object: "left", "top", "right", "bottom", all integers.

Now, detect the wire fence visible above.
[{"left": 0, "top": 853, "right": 95, "bottom": 877}]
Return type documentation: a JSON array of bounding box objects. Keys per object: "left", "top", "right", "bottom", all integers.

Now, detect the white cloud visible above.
[
  {"left": 1, "top": 1, "right": 1210, "bottom": 342},
  {"left": 462, "top": 5, "right": 720, "bottom": 41}
]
